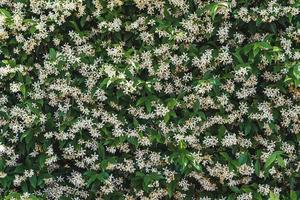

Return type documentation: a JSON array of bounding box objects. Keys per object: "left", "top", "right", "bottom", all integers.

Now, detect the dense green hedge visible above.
[{"left": 0, "top": 0, "right": 299, "bottom": 199}]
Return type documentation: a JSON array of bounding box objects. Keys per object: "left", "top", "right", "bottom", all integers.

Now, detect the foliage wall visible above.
[{"left": 0, "top": 0, "right": 300, "bottom": 199}]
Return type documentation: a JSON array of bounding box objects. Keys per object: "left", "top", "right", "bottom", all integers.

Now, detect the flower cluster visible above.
[{"left": 0, "top": 0, "right": 299, "bottom": 199}]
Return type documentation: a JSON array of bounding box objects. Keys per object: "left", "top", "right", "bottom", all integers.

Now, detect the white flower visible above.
[
  {"left": 69, "top": 171, "right": 85, "bottom": 188},
  {"left": 0, "top": 145, "right": 6, "bottom": 154},
  {"left": 0, "top": 171, "right": 7, "bottom": 178},
  {"left": 238, "top": 164, "right": 254, "bottom": 176},
  {"left": 155, "top": 104, "right": 169, "bottom": 117},
  {"left": 237, "top": 192, "right": 252, "bottom": 200},
  {"left": 10, "top": 82, "right": 22, "bottom": 93},
  {"left": 203, "top": 136, "right": 218, "bottom": 147},
  {"left": 222, "top": 133, "right": 237, "bottom": 147}
]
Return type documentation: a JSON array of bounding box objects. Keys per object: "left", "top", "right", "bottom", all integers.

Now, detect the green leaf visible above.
[
  {"left": 233, "top": 51, "right": 244, "bottom": 64},
  {"left": 29, "top": 26, "right": 37, "bottom": 34},
  {"left": 0, "top": 8, "right": 11, "bottom": 18},
  {"left": 258, "top": 41, "right": 272, "bottom": 49},
  {"left": 220, "top": 152, "right": 231, "bottom": 161},
  {"left": 20, "top": 131, "right": 31, "bottom": 143},
  {"left": 143, "top": 172, "right": 163, "bottom": 192},
  {"left": 253, "top": 192, "right": 263, "bottom": 200},
  {"left": 96, "top": 172, "right": 109, "bottom": 182},
  {"left": 193, "top": 99, "right": 200, "bottom": 112},
  {"left": 86, "top": 175, "right": 97, "bottom": 187},
  {"left": 167, "top": 98, "right": 177, "bottom": 110},
  {"left": 269, "top": 192, "right": 280, "bottom": 200},
  {"left": 80, "top": 16, "right": 87, "bottom": 27},
  {"left": 164, "top": 112, "right": 170, "bottom": 123},
  {"left": 290, "top": 190, "right": 297, "bottom": 200},
  {"left": 293, "top": 65, "right": 300, "bottom": 79},
  {"left": 264, "top": 153, "right": 277, "bottom": 169},
  {"left": 272, "top": 46, "right": 282, "bottom": 52},
  {"left": 20, "top": 85, "right": 26, "bottom": 97},
  {"left": 145, "top": 100, "right": 152, "bottom": 113},
  {"left": 192, "top": 162, "right": 202, "bottom": 171},
  {"left": 230, "top": 186, "right": 240, "bottom": 193},
  {"left": 211, "top": 4, "right": 219, "bottom": 20},
  {"left": 143, "top": 175, "right": 151, "bottom": 191},
  {"left": 244, "top": 121, "right": 252, "bottom": 135},
  {"left": 209, "top": 3, "right": 228, "bottom": 21},
  {"left": 0, "top": 110, "right": 9, "bottom": 120},
  {"left": 21, "top": 182, "right": 28, "bottom": 192},
  {"left": 253, "top": 45, "right": 260, "bottom": 57},
  {"left": 69, "top": 21, "right": 80, "bottom": 32},
  {"left": 29, "top": 175, "right": 37, "bottom": 188},
  {"left": 255, "top": 160, "right": 260, "bottom": 176},
  {"left": 243, "top": 44, "right": 253, "bottom": 55},
  {"left": 98, "top": 144, "right": 105, "bottom": 159},
  {"left": 38, "top": 154, "right": 46, "bottom": 169},
  {"left": 276, "top": 155, "right": 285, "bottom": 168},
  {"left": 167, "top": 181, "right": 176, "bottom": 198},
  {"left": 238, "top": 153, "right": 248, "bottom": 165},
  {"left": 136, "top": 97, "right": 146, "bottom": 106},
  {"left": 217, "top": 125, "right": 226, "bottom": 139},
  {"left": 49, "top": 48, "right": 57, "bottom": 61},
  {"left": 264, "top": 151, "right": 283, "bottom": 170}
]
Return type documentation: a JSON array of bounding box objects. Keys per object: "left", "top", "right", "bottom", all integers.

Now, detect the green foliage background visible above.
[{"left": 0, "top": 0, "right": 299, "bottom": 199}]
